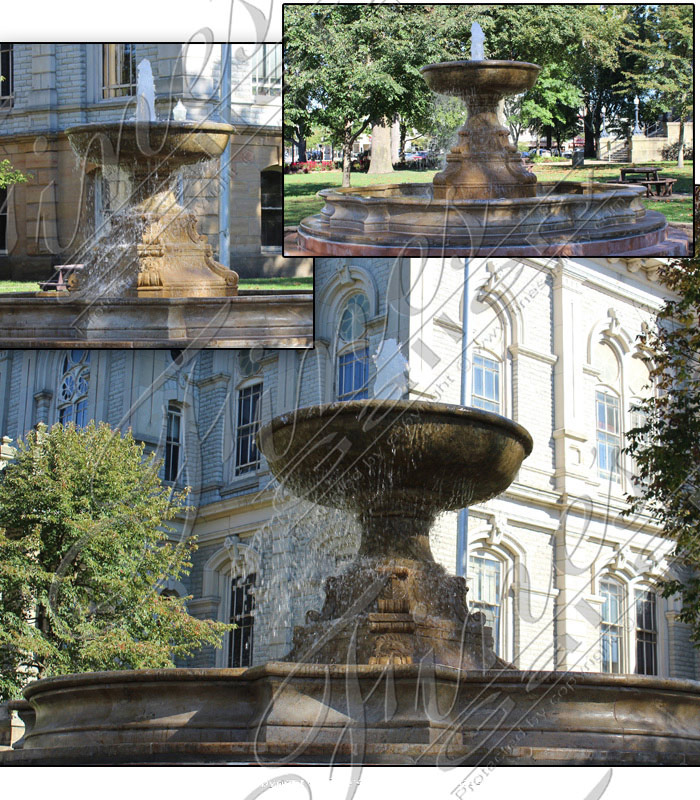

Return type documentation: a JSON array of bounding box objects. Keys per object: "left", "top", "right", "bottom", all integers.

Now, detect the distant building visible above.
[
  {"left": 0, "top": 42, "right": 310, "bottom": 279},
  {"left": 0, "top": 255, "right": 697, "bottom": 680}
]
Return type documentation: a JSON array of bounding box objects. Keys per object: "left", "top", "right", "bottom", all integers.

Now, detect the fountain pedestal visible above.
[
  {"left": 65, "top": 121, "right": 239, "bottom": 298},
  {"left": 260, "top": 400, "right": 533, "bottom": 671},
  {"left": 422, "top": 61, "right": 539, "bottom": 200}
]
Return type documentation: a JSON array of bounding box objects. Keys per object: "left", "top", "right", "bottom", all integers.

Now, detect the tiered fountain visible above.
[
  {"left": 0, "top": 60, "right": 312, "bottom": 348},
  {"left": 3, "top": 398, "right": 700, "bottom": 765},
  {"left": 296, "top": 24, "right": 689, "bottom": 257}
]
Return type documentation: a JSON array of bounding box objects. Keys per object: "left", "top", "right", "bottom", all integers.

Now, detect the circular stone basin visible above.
[
  {"left": 420, "top": 59, "right": 540, "bottom": 99},
  {"left": 4, "top": 664, "right": 700, "bottom": 765},
  {"left": 297, "top": 180, "right": 687, "bottom": 256},
  {"left": 258, "top": 400, "right": 533, "bottom": 515},
  {"left": 65, "top": 120, "right": 234, "bottom": 174}
]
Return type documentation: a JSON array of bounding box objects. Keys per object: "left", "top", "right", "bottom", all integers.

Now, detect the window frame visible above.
[
  {"left": 235, "top": 382, "right": 263, "bottom": 476},
  {"left": 0, "top": 185, "right": 8, "bottom": 255},
  {"left": 337, "top": 344, "right": 370, "bottom": 402},
  {"left": 57, "top": 350, "right": 91, "bottom": 428},
  {"left": 634, "top": 587, "right": 659, "bottom": 676},
  {"left": 1, "top": 43, "right": 14, "bottom": 108},
  {"left": 260, "top": 166, "right": 283, "bottom": 252},
  {"left": 600, "top": 578, "right": 625, "bottom": 674},
  {"left": 101, "top": 43, "right": 137, "bottom": 100},
  {"left": 164, "top": 403, "right": 182, "bottom": 484},
  {"left": 471, "top": 353, "right": 501, "bottom": 414},
  {"left": 227, "top": 572, "right": 256, "bottom": 668},
  {"left": 251, "top": 44, "right": 281, "bottom": 98},
  {"left": 596, "top": 389, "right": 622, "bottom": 481}
]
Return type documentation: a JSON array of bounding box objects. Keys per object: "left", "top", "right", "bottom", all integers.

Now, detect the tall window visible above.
[
  {"left": 635, "top": 589, "right": 658, "bottom": 675},
  {"left": 164, "top": 404, "right": 182, "bottom": 483},
  {"left": 58, "top": 351, "right": 90, "bottom": 427},
  {"left": 0, "top": 187, "right": 7, "bottom": 254},
  {"left": 236, "top": 384, "right": 262, "bottom": 475},
  {"left": 596, "top": 391, "right": 621, "bottom": 480},
  {"left": 252, "top": 44, "right": 281, "bottom": 96},
  {"left": 469, "top": 554, "right": 502, "bottom": 656},
  {"left": 228, "top": 572, "right": 256, "bottom": 667},
  {"left": 600, "top": 579, "right": 624, "bottom": 674},
  {"left": 472, "top": 354, "right": 500, "bottom": 413},
  {"left": 337, "top": 294, "right": 370, "bottom": 401},
  {"left": 102, "top": 44, "right": 136, "bottom": 98},
  {"left": 0, "top": 44, "right": 13, "bottom": 107},
  {"left": 260, "top": 168, "right": 282, "bottom": 249}
]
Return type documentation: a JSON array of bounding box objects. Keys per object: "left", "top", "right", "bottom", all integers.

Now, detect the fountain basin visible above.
[
  {"left": 259, "top": 400, "right": 532, "bottom": 516},
  {"left": 297, "top": 181, "right": 689, "bottom": 257},
  {"left": 66, "top": 121, "right": 234, "bottom": 182},
  {"left": 3, "top": 664, "right": 700, "bottom": 765},
  {"left": 420, "top": 60, "right": 540, "bottom": 100},
  {"left": 0, "top": 292, "right": 313, "bottom": 348}
]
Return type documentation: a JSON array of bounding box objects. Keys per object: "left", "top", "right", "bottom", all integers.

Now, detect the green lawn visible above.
[
  {"left": 0, "top": 281, "right": 41, "bottom": 293},
  {"left": 0, "top": 277, "right": 312, "bottom": 295},
  {"left": 285, "top": 161, "right": 694, "bottom": 227}
]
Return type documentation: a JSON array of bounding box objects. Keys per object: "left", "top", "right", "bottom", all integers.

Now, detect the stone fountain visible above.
[
  {"left": 296, "top": 26, "right": 689, "bottom": 257},
  {"left": 4, "top": 398, "right": 700, "bottom": 765},
  {"left": 0, "top": 59, "right": 312, "bottom": 348}
]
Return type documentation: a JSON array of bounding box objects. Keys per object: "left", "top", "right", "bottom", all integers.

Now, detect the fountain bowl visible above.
[
  {"left": 420, "top": 59, "right": 540, "bottom": 100},
  {"left": 65, "top": 120, "right": 235, "bottom": 178},
  {"left": 259, "top": 400, "right": 533, "bottom": 516}
]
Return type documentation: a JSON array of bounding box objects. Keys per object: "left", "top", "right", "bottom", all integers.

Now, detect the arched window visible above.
[
  {"left": 228, "top": 572, "right": 256, "bottom": 667},
  {"left": 600, "top": 578, "right": 625, "bottom": 673},
  {"left": 469, "top": 553, "right": 502, "bottom": 656},
  {"left": 472, "top": 354, "right": 500, "bottom": 413},
  {"left": 260, "top": 167, "right": 282, "bottom": 250},
  {"left": 57, "top": 351, "right": 90, "bottom": 427},
  {"left": 336, "top": 294, "right": 370, "bottom": 401}
]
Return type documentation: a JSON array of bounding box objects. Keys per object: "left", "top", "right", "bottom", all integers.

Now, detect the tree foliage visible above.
[
  {"left": 0, "top": 159, "right": 28, "bottom": 190},
  {"left": 625, "top": 195, "right": 700, "bottom": 645},
  {"left": 0, "top": 422, "right": 229, "bottom": 702}
]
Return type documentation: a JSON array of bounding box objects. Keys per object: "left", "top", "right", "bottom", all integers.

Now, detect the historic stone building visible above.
[
  {"left": 0, "top": 255, "right": 697, "bottom": 680},
  {"left": 0, "top": 42, "right": 310, "bottom": 278}
]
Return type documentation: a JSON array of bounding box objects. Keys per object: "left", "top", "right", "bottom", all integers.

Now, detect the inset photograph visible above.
[
  {"left": 283, "top": 3, "right": 693, "bottom": 258},
  {"left": 0, "top": 42, "right": 313, "bottom": 347}
]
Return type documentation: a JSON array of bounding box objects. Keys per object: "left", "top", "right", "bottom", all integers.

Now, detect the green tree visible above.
[
  {"left": 620, "top": 5, "right": 693, "bottom": 167},
  {"left": 0, "top": 421, "right": 229, "bottom": 702},
  {"left": 0, "top": 159, "right": 27, "bottom": 189},
  {"left": 284, "top": 4, "right": 448, "bottom": 186},
  {"left": 625, "top": 197, "right": 700, "bottom": 645}
]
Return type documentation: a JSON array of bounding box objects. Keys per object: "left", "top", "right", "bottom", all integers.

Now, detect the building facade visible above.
[
  {"left": 0, "top": 255, "right": 697, "bottom": 679},
  {"left": 0, "top": 42, "right": 310, "bottom": 278}
]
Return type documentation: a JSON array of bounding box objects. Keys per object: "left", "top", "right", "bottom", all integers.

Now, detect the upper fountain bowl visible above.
[
  {"left": 258, "top": 400, "right": 533, "bottom": 516},
  {"left": 420, "top": 60, "right": 541, "bottom": 101},
  {"left": 65, "top": 120, "right": 234, "bottom": 176}
]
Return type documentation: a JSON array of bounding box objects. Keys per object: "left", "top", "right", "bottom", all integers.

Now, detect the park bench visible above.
[{"left": 638, "top": 178, "right": 677, "bottom": 198}]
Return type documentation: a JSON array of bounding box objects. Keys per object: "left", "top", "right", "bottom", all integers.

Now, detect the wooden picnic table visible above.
[
  {"left": 618, "top": 167, "right": 676, "bottom": 197},
  {"left": 620, "top": 167, "right": 661, "bottom": 182}
]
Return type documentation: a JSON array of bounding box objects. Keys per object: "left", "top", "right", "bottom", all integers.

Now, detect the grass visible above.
[
  {"left": 0, "top": 278, "right": 312, "bottom": 295},
  {"left": 0, "top": 281, "right": 41, "bottom": 293},
  {"left": 285, "top": 161, "right": 694, "bottom": 227}
]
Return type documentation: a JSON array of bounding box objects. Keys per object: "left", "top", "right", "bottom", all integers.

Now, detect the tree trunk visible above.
[
  {"left": 399, "top": 121, "right": 407, "bottom": 162},
  {"left": 342, "top": 122, "right": 353, "bottom": 188},
  {"left": 677, "top": 115, "right": 685, "bottom": 168},
  {"left": 368, "top": 118, "right": 394, "bottom": 174},
  {"left": 295, "top": 136, "right": 307, "bottom": 163},
  {"left": 584, "top": 111, "right": 596, "bottom": 158}
]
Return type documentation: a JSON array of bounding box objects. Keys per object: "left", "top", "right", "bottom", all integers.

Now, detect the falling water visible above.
[
  {"left": 470, "top": 22, "right": 485, "bottom": 60},
  {"left": 136, "top": 59, "right": 157, "bottom": 122}
]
